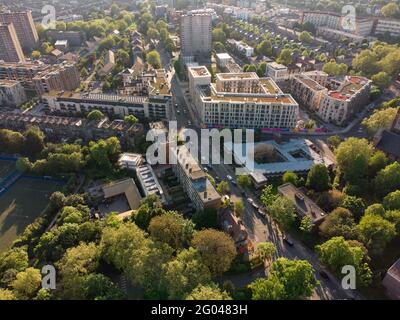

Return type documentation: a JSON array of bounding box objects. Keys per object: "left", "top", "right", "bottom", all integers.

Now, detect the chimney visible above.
[{"left": 204, "top": 191, "right": 207, "bottom": 199}]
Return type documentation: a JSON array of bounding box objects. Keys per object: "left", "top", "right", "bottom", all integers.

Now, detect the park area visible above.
[{"left": 0, "top": 160, "right": 64, "bottom": 252}]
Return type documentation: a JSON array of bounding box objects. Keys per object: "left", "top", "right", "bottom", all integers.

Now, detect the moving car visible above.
[{"left": 226, "top": 175, "right": 233, "bottom": 181}]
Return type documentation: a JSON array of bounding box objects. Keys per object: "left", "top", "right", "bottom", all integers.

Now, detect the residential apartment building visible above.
[
  {"left": 42, "top": 90, "right": 171, "bottom": 121},
  {"left": 0, "top": 11, "right": 38, "bottom": 49},
  {"left": 266, "top": 62, "right": 289, "bottom": 82},
  {"left": 290, "top": 71, "right": 371, "bottom": 125},
  {"left": 32, "top": 62, "right": 81, "bottom": 96},
  {"left": 302, "top": 11, "right": 375, "bottom": 36},
  {"left": 302, "top": 10, "right": 400, "bottom": 38},
  {"left": 0, "top": 23, "right": 25, "bottom": 63},
  {"left": 375, "top": 19, "right": 400, "bottom": 37},
  {"left": 191, "top": 70, "right": 299, "bottom": 129},
  {"left": 136, "top": 164, "right": 166, "bottom": 204},
  {"left": 227, "top": 39, "right": 254, "bottom": 58},
  {"left": 174, "top": 144, "right": 221, "bottom": 212},
  {"left": 0, "top": 80, "right": 27, "bottom": 107},
  {"left": 188, "top": 66, "right": 212, "bottom": 101},
  {"left": 0, "top": 61, "right": 48, "bottom": 86},
  {"left": 180, "top": 9, "right": 212, "bottom": 60}
]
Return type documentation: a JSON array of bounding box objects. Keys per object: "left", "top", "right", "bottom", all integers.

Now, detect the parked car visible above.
[
  {"left": 227, "top": 175, "right": 233, "bottom": 181},
  {"left": 283, "top": 236, "right": 294, "bottom": 247},
  {"left": 257, "top": 208, "right": 266, "bottom": 218},
  {"left": 241, "top": 190, "right": 247, "bottom": 197},
  {"left": 319, "top": 270, "right": 330, "bottom": 280}
]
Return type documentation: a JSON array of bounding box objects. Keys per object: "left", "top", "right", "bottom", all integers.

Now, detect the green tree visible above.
[
  {"left": 15, "top": 157, "right": 32, "bottom": 173},
  {"left": 146, "top": 50, "right": 161, "bottom": 69},
  {"left": 306, "top": 164, "right": 330, "bottom": 192},
  {"left": 0, "top": 247, "right": 29, "bottom": 287},
  {"left": 371, "top": 71, "right": 391, "bottom": 89},
  {"left": 357, "top": 214, "right": 396, "bottom": 255},
  {"left": 368, "top": 150, "right": 388, "bottom": 178},
  {"left": 124, "top": 115, "right": 139, "bottom": 125},
  {"left": 260, "top": 185, "right": 278, "bottom": 207},
  {"left": 374, "top": 162, "right": 400, "bottom": 197},
  {"left": 31, "top": 50, "right": 41, "bottom": 59},
  {"left": 257, "top": 40, "right": 273, "bottom": 56},
  {"left": 162, "top": 247, "right": 211, "bottom": 299},
  {"left": 186, "top": 283, "right": 232, "bottom": 300},
  {"left": 148, "top": 211, "right": 194, "bottom": 250},
  {"left": 335, "top": 138, "right": 373, "bottom": 184},
  {"left": 319, "top": 207, "right": 356, "bottom": 239},
  {"left": 192, "top": 229, "right": 236, "bottom": 276},
  {"left": 57, "top": 242, "right": 100, "bottom": 299},
  {"left": 299, "top": 31, "right": 313, "bottom": 43},
  {"left": 237, "top": 175, "right": 251, "bottom": 189},
  {"left": 234, "top": 200, "right": 245, "bottom": 217},
  {"left": 282, "top": 171, "right": 299, "bottom": 186},
  {"left": 147, "top": 27, "right": 160, "bottom": 40},
  {"left": 12, "top": 267, "right": 41, "bottom": 299},
  {"left": 269, "top": 196, "right": 296, "bottom": 231},
  {"left": 276, "top": 49, "right": 293, "bottom": 66},
  {"left": 381, "top": 2, "right": 400, "bottom": 18},
  {"left": 362, "top": 107, "right": 398, "bottom": 136},
  {"left": 299, "top": 216, "right": 313, "bottom": 233},
  {"left": 217, "top": 180, "right": 230, "bottom": 195},
  {"left": 23, "top": 126, "right": 45, "bottom": 158},
  {"left": 87, "top": 110, "right": 104, "bottom": 121},
  {"left": 250, "top": 258, "right": 318, "bottom": 300},
  {"left": 255, "top": 242, "right": 276, "bottom": 267},
  {"left": 316, "top": 237, "right": 372, "bottom": 286},
  {"left": 0, "top": 289, "right": 16, "bottom": 300},
  {"left": 134, "top": 195, "right": 165, "bottom": 230},
  {"left": 212, "top": 28, "right": 226, "bottom": 43},
  {"left": 341, "top": 195, "right": 365, "bottom": 219},
  {"left": 83, "top": 273, "right": 125, "bottom": 300},
  {"left": 383, "top": 190, "right": 400, "bottom": 210}
]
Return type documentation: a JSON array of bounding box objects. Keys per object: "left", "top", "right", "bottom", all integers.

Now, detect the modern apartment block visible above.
[
  {"left": 301, "top": 11, "right": 375, "bottom": 36},
  {"left": 0, "top": 80, "right": 27, "bottom": 107},
  {"left": 180, "top": 9, "right": 212, "bottom": 60},
  {"left": 0, "top": 23, "right": 25, "bottom": 63},
  {"left": 0, "top": 61, "right": 48, "bottom": 86},
  {"left": 375, "top": 18, "right": 400, "bottom": 37},
  {"left": 189, "top": 68, "right": 299, "bottom": 129},
  {"left": 290, "top": 71, "right": 371, "bottom": 125},
  {"left": 266, "top": 62, "right": 289, "bottom": 82},
  {"left": 42, "top": 90, "right": 171, "bottom": 121},
  {"left": 32, "top": 62, "right": 81, "bottom": 96},
  {"left": 0, "top": 10, "right": 38, "bottom": 49},
  {"left": 302, "top": 10, "right": 400, "bottom": 38},
  {"left": 174, "top": 144, "right": 221, "bottom": 212}
]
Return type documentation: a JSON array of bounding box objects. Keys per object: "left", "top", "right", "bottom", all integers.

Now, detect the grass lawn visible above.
[{"left": 0, "top": 177, "right": 64, "bottom": 252}]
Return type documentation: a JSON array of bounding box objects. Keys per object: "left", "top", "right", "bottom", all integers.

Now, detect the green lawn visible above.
[{"left": 0, "top": 178, "right": 64, "bottom": 252}]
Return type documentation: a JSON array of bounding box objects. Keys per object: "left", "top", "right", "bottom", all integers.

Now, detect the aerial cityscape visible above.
[{"left": 0, "top": 0, "right": 400, "bottom": 306}]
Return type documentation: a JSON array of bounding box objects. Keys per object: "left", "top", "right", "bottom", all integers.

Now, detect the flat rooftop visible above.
[
  {"left": 224, "top": 139, "right": 333, "bottom": 176},
  {"left": 189, "top": 66, "right": 211, "bottom": 78},
  {"left": 216, "top": 53, "right": 232, "bottom": 60},
  {"left": 217, "top": 72, "right": 258, "bottom": 80},
  {"left": 268, "top": 62, "right": 287, "bottom": 70},
  {"left": 176, "top": 144, "right": 220, "bottom": 203},
  {"left": 0, "top": 79, "right": 21, "bottom": 87},
  {"left": 278, "top": 183, "right": 327, "bottom": 224},
  {"left": 44, "top": 91, "right": 148, "bottom": 104}
]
